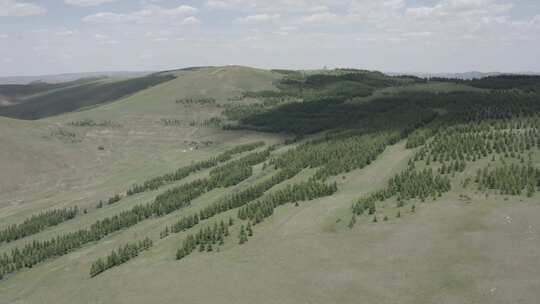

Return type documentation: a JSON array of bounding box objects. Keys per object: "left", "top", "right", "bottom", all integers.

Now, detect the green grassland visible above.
[{"left": 1, "top": 67, "right": 540, "bottom": 304}]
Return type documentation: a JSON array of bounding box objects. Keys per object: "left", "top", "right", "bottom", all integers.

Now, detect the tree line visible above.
[
  {"left": 271, "top": 131, "right": 402, "bottom": 181},
  {"left": 1, "top": 144, "right": 269, "bottom": 280},
  {"left": 0, "top": 178, "right": 207, "bottom": 280},
  {"left": 198, "top": 165, "right": 302, "bottom": 221},
  {"left": 352, "top": 167, "right": 451, "bottom": 216},
  {"left": 431, "top": 75, "right": 540, "bottom": 92},
  {"left": 0, "top": 207, "right": 78, "bottom": 244},
  {"left": 104, "top": 141, "right": 264, "bottom": 207},
  {"left": 175, "top": 220, "right": 233, "bottom": 260},
  {"left": 166, "top": 179, "right": 336, "bottom": 252},
  {"left": 238, "top": 180, "right": 337, "bottom": 224},
  {"left": 68, "top": 119, "right": 120, "bottom": 128},
  {"left": 476, "top": 163, "right": 540, "bottom": 196},
  {"left": 175, "top": 97, "right": 217, "bottom": 105},
  {"left": 171, "top": 173, "right": 336, "bottom": 261},
  {"left": 208, "top": 149, "right": 271, "bottom": 188},
  {"left": 166, "top": 167, "right": 337, "bottom": 252},
  {"left": 161, "top": 117, "right": 224, "bottom": 128},
  {"left": 161, "top": 165, "right": 301, "bottom": 241},
  {"left": 90, "top": 237, "right": 153, "bottom": 277}
]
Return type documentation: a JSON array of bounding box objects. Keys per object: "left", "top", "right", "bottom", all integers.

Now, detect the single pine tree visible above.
[
  {"left": 348, "top": 215, "right": 356, "bottom": 229},
  {"left": 246, "top": 222, "right": 253, "bottom": 237},
  {"left": 239, "top": 225, "right": 247, "bottom": 244}
]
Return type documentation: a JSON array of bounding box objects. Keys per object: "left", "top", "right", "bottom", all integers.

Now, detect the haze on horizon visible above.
[{"left": 1, "top": 0, "right": 539, "bottom": 77}]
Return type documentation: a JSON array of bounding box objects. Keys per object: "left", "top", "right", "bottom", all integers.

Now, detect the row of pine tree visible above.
[
  {"left": 0, "top": 207, "right": 78, "bottom": 244},
  {"left": 352, "top": 167, "right": 451, "bottom": 216},
  {"left": 1, "top": 143, "right": 270, "bottom": 280},
  {"left": 93, "top": 141, "right": 265, "bottom": 208},
  {"left": 90, "top": 238, "right": 153, "bottom": 277}
]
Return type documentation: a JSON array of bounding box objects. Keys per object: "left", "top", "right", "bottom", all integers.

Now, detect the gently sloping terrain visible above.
[
  {"left": 0, "top": 66, "right": 283, "bottom": 225},
  {"left": 3, "top": 141, "right": 538, "bottom": 304},
  {"left": 2, "top": 68, "right": 540, "bottom": 304}
]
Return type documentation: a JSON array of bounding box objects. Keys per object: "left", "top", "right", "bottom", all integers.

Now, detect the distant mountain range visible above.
[
  {"left": 2, "top": 69, "right": 540, "bottom": 85},
  {"left": 0, "top": 71, "right": 153, "bottom": 85},
  {"left": 387, "top": 71, "right": 540, "bottom": 80}
]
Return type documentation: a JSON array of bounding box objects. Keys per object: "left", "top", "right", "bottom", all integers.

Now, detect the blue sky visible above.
[{"left": 0, "top": 0, "right": 539, "bottom": 76}]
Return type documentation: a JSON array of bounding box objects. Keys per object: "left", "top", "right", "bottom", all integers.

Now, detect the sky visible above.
[{"left": 0, "top": 0, "right": 539, "bottom": 76}]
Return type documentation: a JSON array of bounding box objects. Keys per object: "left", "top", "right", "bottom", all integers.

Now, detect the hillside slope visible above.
[
  {"left": 1, "top": 68, "right": 540, "bottom": 304},
  {"left": 0, "top": 66, "right": 283, "bottom": 223},
  {"left": 0, "top": 74, "right": 175, "bottom": 120}
]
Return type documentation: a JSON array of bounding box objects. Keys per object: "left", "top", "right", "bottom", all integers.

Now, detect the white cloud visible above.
[
  {"left": 152, "top": 37, "right": 169, "bottom": 42},
  {"left": 346, "top": 0, "right": 405, "bottom": 23},
  {"left": 139, "top": 52, "right": 154, "bottom": 60},
  {"left": 94, "top": 33, "right": 118, "bottom": 45},
  {"left": 0, "top": 0, "right": 47, "bottom": 17},
  {"left": 355, "top": 36, "right": 377, "bottom": 42},
  {"left": 204, "top": 0, "right": 229, "bottom": 10},
  {"left": 233, "top": 13, "right": 280, "bottom": 25},
  {"left": 403, "top": 31, "right": 432, "bottom": 37},
  {"left": 144, "top": 29, "right": 188, "bottom": 42},
  {"left": 82, "top": 12, "right": 129, "bottom": 23},
  {"left": 182, "top": 16, "right": 201, "bottom": 25},
  {"left": 299, "top": 12, "right": 340, "bottom": 25},
  {"left": 205, "top": 0, "right": 337, "bottom": 13},
  {"left": 55, "top": 29, "right": 78, "bottom": 36},
  {"left": 348, "top": 0, "right": 405, "bottom": 12},
  {"left": 406, "top": 0, "right": 513, "bottom": 19},
  {"left": 145, "top": 30, "right": 173, "bottom": 37},
  {"left": 293, "top": 0, "right": 406, "bottom": 26},
  {"left": 398, "top": 0, "right": 522, "bottom": 43},
  {"left": 83, "top": 4, "right": 198, "bottom": 24},
  {"left": 531, "top": 15, "right": 540, "bottom": 28},
  {"left": 64, "top": 0, "right": 117, "bottom": 7},
  {"left": 308, "top": 5, "right": 329, "bottom": 13},
  {"left": 2, "top": 0, "right": 540, "bottom": 76}
]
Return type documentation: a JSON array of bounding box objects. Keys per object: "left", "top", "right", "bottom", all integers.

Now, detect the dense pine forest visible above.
[{"left": 2, "top": 70, "right": 540, "bottom": 284}]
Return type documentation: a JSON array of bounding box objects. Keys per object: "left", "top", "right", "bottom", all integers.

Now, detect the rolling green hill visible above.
[
  {"left": 0, "top": 74, "right": 175, "bottom": 120},
  {"left": 1, "top": 66, "right": 540, "bottom": 304}
]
